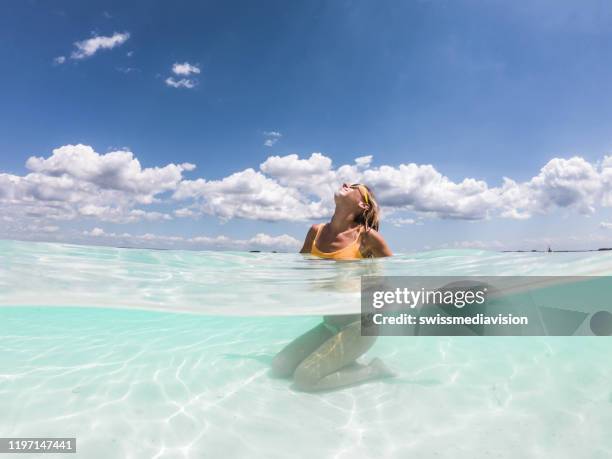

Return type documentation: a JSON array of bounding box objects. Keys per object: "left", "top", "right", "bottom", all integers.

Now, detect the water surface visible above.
[{"left": 1, "top": 240, "right": 611, "bottom": 458}]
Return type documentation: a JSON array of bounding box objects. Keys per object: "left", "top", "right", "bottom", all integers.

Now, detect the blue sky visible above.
[{"left": 3, "top": 0, "right": 612, "bottom": 252}]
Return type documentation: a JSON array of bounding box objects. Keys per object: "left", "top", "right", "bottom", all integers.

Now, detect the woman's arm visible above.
[
  {"left": 363, "top": 229, "right": 393, "bottom": 257},
  {"left": 299, "top": 224, "right": 320, "bottom": 253}
]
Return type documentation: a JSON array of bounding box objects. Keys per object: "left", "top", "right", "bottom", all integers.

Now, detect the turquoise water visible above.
[{"left": 1, "top": 239, "right": 612, "bottom": 458}]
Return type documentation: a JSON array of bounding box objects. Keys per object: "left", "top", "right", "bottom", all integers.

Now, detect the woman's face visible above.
[{"left": 334, "top": 183, "right": 366, "bottom": 210}]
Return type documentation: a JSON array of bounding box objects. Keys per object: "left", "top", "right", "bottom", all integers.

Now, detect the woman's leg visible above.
[
  {"left": 292, "top": 321, "right": 394, "bottom": 392},
  {"left": 270, "top": 322, "right": 334, "bottom": 378}
]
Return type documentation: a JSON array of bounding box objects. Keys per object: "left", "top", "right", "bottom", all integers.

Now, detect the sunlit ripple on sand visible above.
[{"left": 1, "top": 307, "right": 611, "bottom": 459}]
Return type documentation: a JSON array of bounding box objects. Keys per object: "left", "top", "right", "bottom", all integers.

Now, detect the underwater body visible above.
[{"left": 1, "top": 239, "right": 611, "bottom": 458}]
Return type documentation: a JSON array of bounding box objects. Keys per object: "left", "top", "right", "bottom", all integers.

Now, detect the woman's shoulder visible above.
[
  {"left": 300, "top": 223, "right": 325, "bottom": 253},
  {"left": 361, "top": 227, "right": 393, "bottom": 257},
  {"left": 308, "top": 223, "right": 325, "bottom": 235}
]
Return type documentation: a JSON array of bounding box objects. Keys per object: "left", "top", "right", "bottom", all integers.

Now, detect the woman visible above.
[{"left": 270, "top": 183, "right": 395, "bottom": 391}]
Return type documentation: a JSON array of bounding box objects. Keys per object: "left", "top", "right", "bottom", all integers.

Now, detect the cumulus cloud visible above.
[
  {"left": 70, "top": 32, "right": 130, "bottom": 60},
  {"left": 1, "top": 144, "right": 192, "bottom": 225},
  {"left": 6, "top": 144, "right": 612, "bottom": 246},
  {"left": 498, "top": 157, "right": 601, "bottom": 219},
  {"left": 82, "top": 227, "right": 300, "bottom": 251},
  {"left": 173, "top": 168, "right": 328, "bottom": 221},
  {"left": 171, "top": 152, "right": 612, "bottom": 223},
  {"left": 26, "top": 144, "right": 195, "bottom": 201},
  {"left": 259, "top": 152, "right": 336, "bottom": 200},
  {"left": 355, "top": 163, "right": 494, "bottom": 219},
  {"left": 263, "top": 131, "right": 282, "bottom": 147},
  {"left": 172, "top": 62, "right": 200, "bottom": 76},
  {"left": 53, "top": 56, "right": 66, "bottom": 65},
  {"left": 261, "top": 152, "right": 331, "bottom": 178}
]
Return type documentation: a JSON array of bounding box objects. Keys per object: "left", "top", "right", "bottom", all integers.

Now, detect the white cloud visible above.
[
  {"left": 260, "top": 152, "right": 331, "bottom": 178},
  {"left": 247, "top": 232, "right": 300, "bottom": 248},
  {"left": 173, "top": 168, "right": 328, "bottom": 221},
  {"left": 330, "top": 155, "right": 606, "bottom": 221},
  {"left": 263, "top": 131, "right": 282, "bottom": 147},
  {"left": 53, "top": 56, "right": 66, "bottom": 65},
  {"left": 174, "top": 207, "right": 196, "bottom": 218},
  {"left": 6, "top": 145, "right": 612, "bottom": 245},
  {"left": 388, "top": 217, "right": 417, "bottom": 227},
  {"left": 78, "top": 205, "right": 172, "bottom": 222},
  {"left": 355, "top": 155, "right": 373, "bottom": 167},
  {"left": 600, "top": 221, "right": 612, "bottom": 229},
  {"left": 26, "top": 144, "right": 194, "bottom": 200},
  {"left": 165, "top": 62, "right": 201, "bottom": 89},
  {"left": 1, "top": 144, "right": 192, "bottom": 225},
  {"left": 189, "top": 233, "right": 300, "bottom": 250},
  {"left": 259, "top": 152, "right": 336, "bottom": 199},
  {"left": 70, "top": 32, "right": 130, "bottom": 59},
  {"left": 85, "top": 227, "right": 105, "bottom": 237},
  {"left": 452, "top": 240, "right": 506, "bottom": 250},
  {"left": 172, "top": 62, "right": 201, "bottom": 76},
  {"left": 359, "top": 163, "right": 499, "bottom": 220},
  {"left": 172, "top": 152, "right": 612, "bottom": 223},
  {"left": 165, "top": 77, "right": 197, "bottom": 89},
  {"left": 82, "top": 227, "right": 300, "bottom": 251},
  {"left": 596, "top": 156, "right": 612, "bottom": 206},
  {"left": 498, "top": 157, "right": 600, "bottom": 219}
]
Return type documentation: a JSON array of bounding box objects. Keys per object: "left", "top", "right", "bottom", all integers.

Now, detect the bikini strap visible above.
[{"left": 313, "top": 223, "right": 324, "bottom": 244}]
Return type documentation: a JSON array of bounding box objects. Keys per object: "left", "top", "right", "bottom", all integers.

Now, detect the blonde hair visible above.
[{"left": 354, "top": 184, "right": 380, "bottom": 232}]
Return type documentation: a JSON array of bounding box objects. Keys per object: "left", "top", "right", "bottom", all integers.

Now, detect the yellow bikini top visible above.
[{"left": 311, "top": 224, "right": 364, "bottom": 260}]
